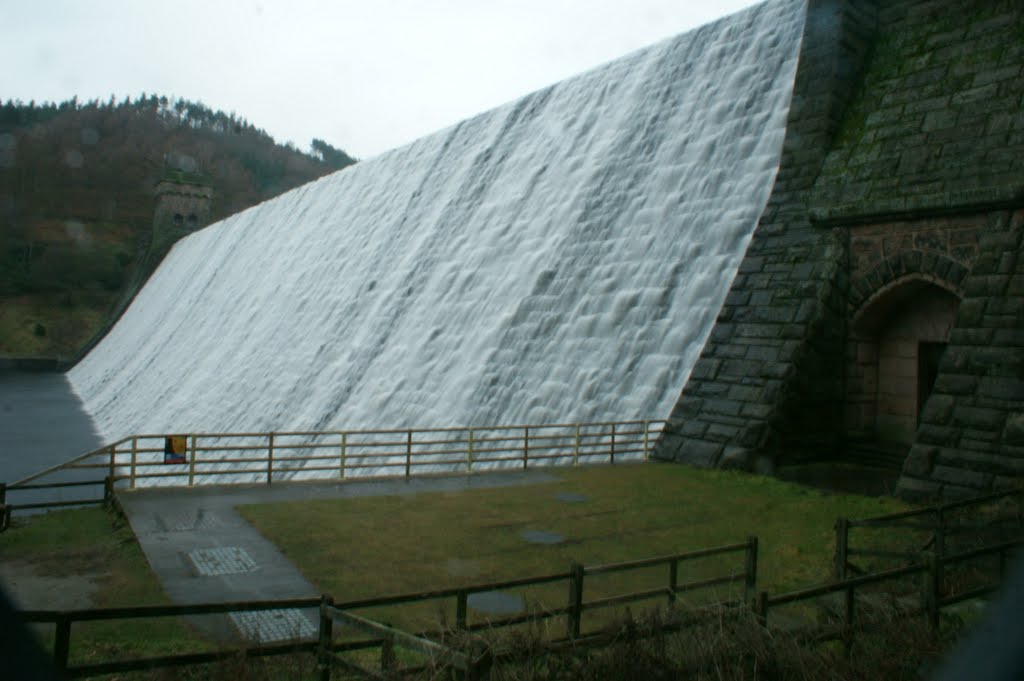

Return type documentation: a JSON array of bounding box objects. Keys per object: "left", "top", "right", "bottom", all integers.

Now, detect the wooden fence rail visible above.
[
  {"left": 19, "top": 538, "right": 752, "bottom": 679},
  {"left": 18, "top": 533, "right": 1018, "bottom": 679},
  {"left": 761, "top": 538, "right": 1021, "bottom": 635},
  {"left": 834, "top": 489, "right": 1024, "bottom": 580}
]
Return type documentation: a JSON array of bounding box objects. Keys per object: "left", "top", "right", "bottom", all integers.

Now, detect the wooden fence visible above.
[
  {"left": 17, "top": 523, "right": 1021, "bottom": 679},
  {"left": 21, "top": 538, "right": 754, "bottom": 679},
  {"left": 834, "top": 489, "right": 1024, "bottom": 580},
  {"left": 758, "top": 538, "right": 1021, "bottom": 636},
  {"left": 2, "top": 420, "right": 665, "bottom": 523}
]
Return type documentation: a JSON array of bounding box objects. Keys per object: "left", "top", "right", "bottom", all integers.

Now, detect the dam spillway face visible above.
[{"left": 69, "top": 0, "right": 806, "bottom": 456}]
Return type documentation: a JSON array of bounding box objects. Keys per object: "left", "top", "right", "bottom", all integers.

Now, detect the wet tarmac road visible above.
[{"left": 0, "top": 370, "right": 103, "bottom": 509}]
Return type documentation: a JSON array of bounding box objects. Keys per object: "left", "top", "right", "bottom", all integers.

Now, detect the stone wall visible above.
[
  {"left": 656, "top": 0, "right": 1024, "bottom": 496},
  {"left": 655, "top": 0, "right": 879, "bottom": 469},
  {"left": 898, "top": 210, "right": 1024, "bottom": 497}
]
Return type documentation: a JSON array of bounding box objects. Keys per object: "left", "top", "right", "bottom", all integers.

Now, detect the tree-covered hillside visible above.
[{"left": 0, "top": 95, "right": 356, "bottom": 359}]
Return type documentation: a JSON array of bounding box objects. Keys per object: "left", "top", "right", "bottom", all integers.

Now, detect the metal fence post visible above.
[
  {"left": 340, "top": 433, "right": 347, "bottom": 479},
  {"left": 188, "top": 435, "right": 197, "bottom": 486},
  {"left": 267, "top": 433, "right": 275, "bottom": 485},
  {"left": 834, "top": 518, "right": 849, "bottom": 580},
  {"left": 610, "top": 423, "right": 616, "bottom": 464},
  {"left": 129, "top": 437, "right": 138, "bottom": 490},
  {"left": 523, "top": 426, "right": 529, "bottom": 470},
  {"left": 318, "top": 595, "right": 334, "bottom": 681},
  {"left": 567, "top": 562, "right": 584, "bottom": 638},
  {"left": 573, "top": 425, "right": 580, "bottom": 466},
  {"left": 406, "top": 430, "right": 412, "bottom": 478},
  {"left": 643, "top": 420, "right": 650, "bottom": 461}
]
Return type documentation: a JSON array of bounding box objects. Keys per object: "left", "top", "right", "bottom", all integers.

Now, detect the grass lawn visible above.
[
  {"left": 0, "top": 506, "right": 210, "bottom": 666},
  {"left": 238, "top": 463, "right": 909, "bottom": 633}
]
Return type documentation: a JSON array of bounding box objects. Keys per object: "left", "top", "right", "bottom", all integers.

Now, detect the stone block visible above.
[
  {"left": 917, "top": 423, "right": 959, "bottom": 446},
  {"left": 703, "top": 399, "right": 744, "bottom": 417},
  {"left": 930, "top": 464, "right": 993, "bottom": 490},
  {"left": 948, "top": 328, "right": 994, "bottom": 345},
  {"left": 679, "top": 439, "right": 723, "bottom": 467},
  {"left": 952, "top": 405, "right": 1005, "bottom": 430},
  {"left": 673, "top": 397, "right": 704, "bottom": 417},
  {"left": 961, "top": 428, "right": 999, "bottom": 443},
  {"left": 739, "top": 422, "right": 766, "bottom": 448},
  {"left": 984, "top": 297, "right": 1024, "bottom": 316},
  {"left": 667, "top": 420, "right": 704, "bottom": 439},
  {"left": 979, "top": 377, "right": 1024, "bottom": 402},
  {"left": 955, "top": 299, "right": 986, "bottom": 326},
  {"left": 933, "top": 373, "right": 978, "bottom": 396},
  {"left": 733, "top": 321, "right": 778, "bottom": 337},
  {"left": 718, "top": 447, "right": 752, "bottom": 471},
  {"left": 706, "top": 423, "right": 740, "bottom": 443},
  {"left": 964, "top": 275, "right": 1008, "bottom": 296},
  {"left": 688, "top": 359, "right": 721, "bottom": 381},
  {"left": 744, "top": 345, "right": 781, "bottom": 363},
  {"left": 724, "top": 290, "right": 751, "bottom": 307},
  {"left": 713, "top": 343, "right": 748, "bottom": 359},
  {"left": 920, "top": 394, "right": 955, "bottom": 423},
  {"left": 993, "top": 329, "right": 1024, "bottom": 347},
  {"left": 753, "top": 306, "right": 796, "bottom": 324},
  {"left": 903, "top": 445, "right": 937, "bottom": 477},
  {"left": 941, "top": 482, "right": 991, "bottom": 499},
  {"left": 1004, "top": 413, "right": 1024, "bottom": 446},
  {"left": 740, "top": 402, "right": 774, "bottom": 419},
  {"left": 922, "top": 108, "right": 957, "bottom": 131},
  {"left": 968, "top": 348, "right": 1016, "bottom": 374},
  {"left": 726, "top": 385, "right": 762, "bottom": 403},
  {"left": 694, "top": 381, "right": 729, "bottom": 397},
  {"left": 895, "top": 475, "right": 942, "bottom": 500}
]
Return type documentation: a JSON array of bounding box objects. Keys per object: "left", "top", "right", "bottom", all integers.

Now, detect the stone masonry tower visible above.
[{"left": 151, "top": 171, "right": 213, "bottom": 261}]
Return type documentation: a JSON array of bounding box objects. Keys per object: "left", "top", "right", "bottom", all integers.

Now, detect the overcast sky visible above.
[{"left": 3, "top": 1, "right": 762, "bottom": 159}]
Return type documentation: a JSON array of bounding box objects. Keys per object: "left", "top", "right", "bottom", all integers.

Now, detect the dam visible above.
[{"left": 67, "top": 1, "right": 805, "bottom": 457}]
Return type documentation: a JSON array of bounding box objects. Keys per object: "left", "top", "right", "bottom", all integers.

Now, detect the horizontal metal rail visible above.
[{"left": 8, "top": 420, "right": 667, "bottom": 495}]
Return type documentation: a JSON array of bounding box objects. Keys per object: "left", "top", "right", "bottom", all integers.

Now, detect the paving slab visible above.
[{"left": 116, "top": 470, "right": 558, "bottom": 643}]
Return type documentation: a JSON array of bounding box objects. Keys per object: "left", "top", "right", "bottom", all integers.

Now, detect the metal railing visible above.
[{"left": 2, "top": 420, "right": 666, "bottom": 522}]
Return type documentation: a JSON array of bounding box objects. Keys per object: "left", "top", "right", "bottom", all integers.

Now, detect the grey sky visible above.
[{"left": 3, "top": 1, "right": 762, "bottom": 159}]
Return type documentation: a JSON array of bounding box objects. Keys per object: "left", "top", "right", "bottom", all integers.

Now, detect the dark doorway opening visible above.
[{"left": 917, "top": 341, "right": 946, "bottom": 424}]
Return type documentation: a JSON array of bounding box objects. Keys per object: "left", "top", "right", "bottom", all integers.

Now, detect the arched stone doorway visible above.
[{"left": 846, "top": 277, "right": 960, "bottom": 445}]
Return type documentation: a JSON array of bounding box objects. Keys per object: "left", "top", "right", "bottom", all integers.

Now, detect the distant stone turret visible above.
[{"left": 152, "top": 171, "right": 214, "bottom": 258}]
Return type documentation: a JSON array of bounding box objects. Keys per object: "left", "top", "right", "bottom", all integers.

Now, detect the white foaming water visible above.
[{"left": 70, "top": 1, "right": 805, "bottom": 460}]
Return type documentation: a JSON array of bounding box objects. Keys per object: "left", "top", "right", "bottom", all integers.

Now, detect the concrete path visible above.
[{"left": 117, "top": 470, "right": 558, "bottom": 643}]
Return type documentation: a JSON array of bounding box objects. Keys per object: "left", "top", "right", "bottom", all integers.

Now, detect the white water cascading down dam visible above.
[{"left": 68, "top": 0, "right": 806, "bottom": 484}]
